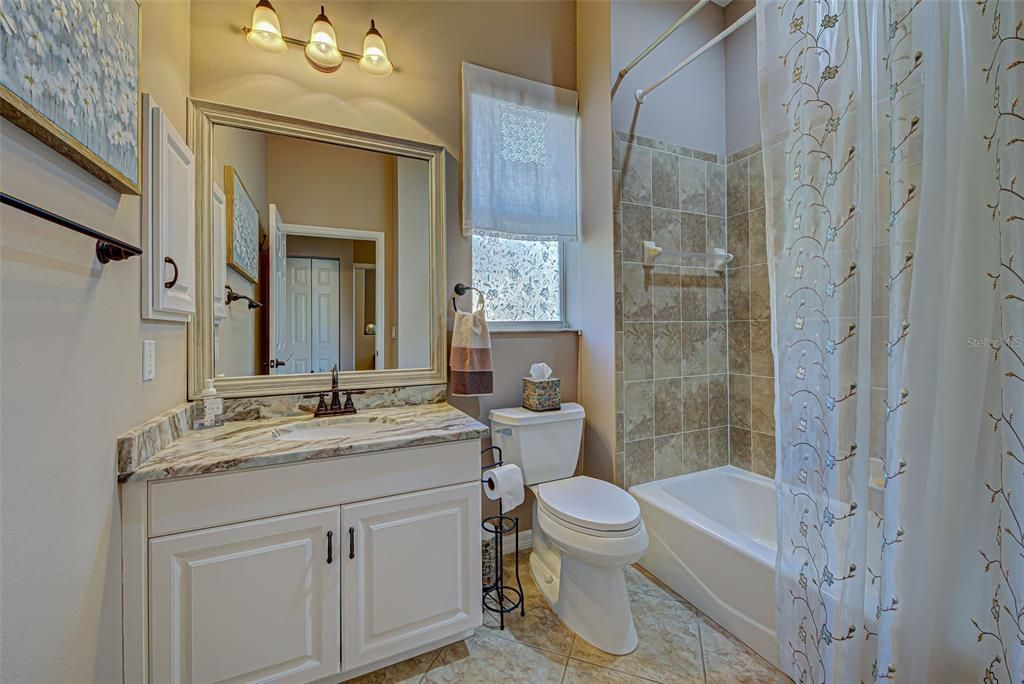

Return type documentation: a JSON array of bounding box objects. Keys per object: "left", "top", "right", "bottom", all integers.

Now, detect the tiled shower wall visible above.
[
  {"left": 612, "top": 134, "right": 778, "bottom": 488},
  {"left": 725, "top": 143, "right": 776, "bottom": 477},
  {"left": 612, "top": 131, "right": 731, "bottom": 489}
]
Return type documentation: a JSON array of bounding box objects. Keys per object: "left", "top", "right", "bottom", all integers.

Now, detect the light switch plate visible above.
[{"left": 143, "top": 340, "right": 156, "bottom": 381}]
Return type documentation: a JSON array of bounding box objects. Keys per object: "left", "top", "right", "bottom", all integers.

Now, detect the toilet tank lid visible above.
[{"left": 489, "top": 403, "right": 585, "bottom": 426}]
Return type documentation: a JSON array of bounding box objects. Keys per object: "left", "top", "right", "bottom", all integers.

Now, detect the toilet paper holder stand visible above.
[{"left": 481, "top": 446, "right": 525, "bottom": 630}]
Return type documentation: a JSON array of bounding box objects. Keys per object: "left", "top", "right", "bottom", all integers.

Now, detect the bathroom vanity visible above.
[{"left": 118, "top": 403, "right": 488, "bottom": 683}]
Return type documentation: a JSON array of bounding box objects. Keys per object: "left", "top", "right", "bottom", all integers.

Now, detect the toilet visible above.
[{"left": 489, "top": 403, "right": 648, "bottom": 655}]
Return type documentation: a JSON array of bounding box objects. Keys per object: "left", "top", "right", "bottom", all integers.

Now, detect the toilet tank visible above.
[{"left": 489, "top": 403, "right": 586, "bottom": 485}]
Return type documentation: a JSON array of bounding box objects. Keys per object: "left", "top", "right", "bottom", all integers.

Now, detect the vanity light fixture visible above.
[
  {"left": 359, "top": 20, "right": 393, "bottom": 77},
  {"left": 246, "top": 0, "right": 287, "bottom": 54},
  {"left": 304, "top": 6, "right": 343, "bottom": 73},
  {"left": 243, "top": 2, "right": 394, "bottom": 78}
]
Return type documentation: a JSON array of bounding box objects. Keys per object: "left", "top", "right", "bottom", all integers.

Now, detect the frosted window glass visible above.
[{"left": 471, "top": 235, "right": 561, "bottom": 322}]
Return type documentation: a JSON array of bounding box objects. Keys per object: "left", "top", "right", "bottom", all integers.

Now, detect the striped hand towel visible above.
[{"left": 450, "top": 291, "right": 493, "bottom": 396}]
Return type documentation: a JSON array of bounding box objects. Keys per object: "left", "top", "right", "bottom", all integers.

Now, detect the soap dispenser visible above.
[{"left": 196, "top": 379, "right": 224, "bottom": 429}]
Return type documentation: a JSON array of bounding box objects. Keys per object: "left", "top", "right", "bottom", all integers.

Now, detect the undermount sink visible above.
[{"left": 273, "top": 416, "right": 410, "bottom": 442}]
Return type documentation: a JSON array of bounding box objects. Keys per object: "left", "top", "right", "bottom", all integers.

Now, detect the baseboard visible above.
[{"left": 502, "top": 528, "right": 532, "bottom": 553}]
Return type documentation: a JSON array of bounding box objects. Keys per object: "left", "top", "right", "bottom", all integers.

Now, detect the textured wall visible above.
[
  {"left": 725, "top": 143, "right": 774, "bottom": 475},
  {"left": 613, "top": 131, "right": 730, "bottom": 488}
]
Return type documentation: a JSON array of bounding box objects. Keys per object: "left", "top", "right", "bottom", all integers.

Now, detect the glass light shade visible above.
[
  {"left": 359, "top": 20, "right": 393, "bottom": 77},
  {"left": 246, "top": 0, "right": 287, "bottom": 54},
  {"left": 304, "top": 6, "right": 342, "bottom": 72}
]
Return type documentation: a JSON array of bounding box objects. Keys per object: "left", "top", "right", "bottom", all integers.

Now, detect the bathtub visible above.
[{"left": 629, "top": 466, "right": 780, "bottom": 668}]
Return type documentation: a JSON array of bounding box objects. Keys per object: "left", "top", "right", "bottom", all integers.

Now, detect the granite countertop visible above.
[{"left": 119, "top": 403, "right": 489, "bottom": 483}]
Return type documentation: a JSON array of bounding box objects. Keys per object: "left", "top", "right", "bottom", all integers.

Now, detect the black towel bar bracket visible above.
[
  {"left": 452, "top": 282, "right": 483, "bottom": 312},
  {"left": 1, "top": 192, "right": 143, "bottom": 263}
]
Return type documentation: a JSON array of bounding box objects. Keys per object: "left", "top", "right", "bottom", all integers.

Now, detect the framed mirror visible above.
[{"left": 187, "top": 99, "right": 447, "bottom": 398}]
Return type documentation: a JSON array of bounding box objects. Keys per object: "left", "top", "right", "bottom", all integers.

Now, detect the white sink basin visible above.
[{"left": 273, "top": 416, "right": 409, "bottom": 442}]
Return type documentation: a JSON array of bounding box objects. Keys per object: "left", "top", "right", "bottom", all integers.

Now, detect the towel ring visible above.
[{"left": 452, "top": 282, "right": 483, "bottom": 312}]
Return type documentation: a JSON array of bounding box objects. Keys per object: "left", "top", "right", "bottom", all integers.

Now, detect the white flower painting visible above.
[
  {"left": 1, "top": 0, "right": 139, "bottom": 189},
  {"left": 225, "top": 167, "right": 260, "bottom": 283}
]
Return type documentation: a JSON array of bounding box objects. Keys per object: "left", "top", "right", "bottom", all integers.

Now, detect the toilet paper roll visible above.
[{"left": 482, "top": 464, "right": 525, "bottom": 512}]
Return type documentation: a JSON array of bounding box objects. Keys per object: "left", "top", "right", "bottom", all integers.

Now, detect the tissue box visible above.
[{"left": 522, "top": 377, "right": 561, "bottom": 411}]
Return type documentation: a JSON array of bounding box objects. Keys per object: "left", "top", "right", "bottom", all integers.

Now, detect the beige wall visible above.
[
  {"left": 724, "top": 1, "right": 760, "bottom": 156},
  {"left": 0, "top": 1, "right": 190, "bottom": 681},
  {"left": 213, "top": 125, "right": 267, "bottom": 376}
]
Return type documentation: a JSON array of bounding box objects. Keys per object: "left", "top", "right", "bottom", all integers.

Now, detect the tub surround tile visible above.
[
  {"left": 621, "top": 203, "right": 652, "bottom": 262},
  {"left": 750, "top": 320, "right": 774, "bottom": 376},
  {"left": 679, "top": 156, "right": 708, "bottom": 214},
  {"left": 707, "top": 163, "right": 726, "bottom": 217},
  {"left": 749, "top": 264, "right": 771, "bottom": 321},
  {"left": 624, "top": 381, "right": 655, "bottom": 441},
  {"left": 622, "top": 144, "right": 653, "bottom": 205},
  {"left": 622, "top": 262, "right": 653, "bottom": 321},
  {"left": 730, "top": 427, "right": 752, "bottom": 470},
  {"left": 119, "top": 403, "right": 488, "bottom": 483},
  {"left": 683, "top": 429, "right": 711, "bottom": 473},
  {"left": 727, "top": 157, "right": 749, "bottom": 216},
  {"left": 748, "top": 152, "right": 766, "bottom": 211},
  {"left": 654, "top": 322, "right": 683, "bottom": 379},
  {"left": 709, "top": 426, "right": 730, "bottom": 467},
  {"left": 727, "top": 267, "right": 751, "bottom": 322},
  {"left": 707, "top": 216, "right": 727, "bottom": 252},
  {"left": 679, "top": 212, "right": 707, "bottom": 254},
  {"left": 708, "top": 375, "right": 729, "bottom": 428},
  {"left": 751, "top": 431, "right": 776, "bottom": 479},
  {"left": 625, "top": 438, "right": 655, "bottom": 489},
  {"left": 653, "top": 208, "right": 682, "bottom": 262},
  {"left": 707, "top": 275, "right": 728, "bottom": 322},
  {"left": 653, "top": 266, "right": 683, "bottom": 321},
  {"left": 729, "top": 374, "right": 752, "bottom": 430},
  {"left": 682, "top": 376, "right": 710, "bottom": 431},
  {"left": 751, "top": 376, "right": 775, "bottom": 434},
  {"left": 653, "top": 151, "right": 680, "bottom": 209},
  {"left": 728, "top": 321, "right": 751, "bottom": 375},
  {"left": 624, "top": 322, "right": 654, "bottom": 381},
  {"left": 727, "top": 142, "right": 762, "bottom": 164},
  {"left": 708, "top": 323, "right": 729, "bottom": 373},
  {"left": 680, "top": 322, "right": 710, "bottom": 376},
  {"left": 680, "top": 273, "right": 710, "bottom": 322},
  {"left": 655, "top": 378, "right": 684, "bottom": 436},
  {"left": 654, "top": 433, "right": 684, "bottom": 479},
  {"left": 748, "top": 207, "right": 767, "bottom": 266},
  {"left": 727, "top": 212, "right": 749, "bottom": 268}
]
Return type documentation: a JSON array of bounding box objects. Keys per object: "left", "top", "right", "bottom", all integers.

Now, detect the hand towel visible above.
[{"left": 450, "top": 291, "right": 493, "bottom": 396}]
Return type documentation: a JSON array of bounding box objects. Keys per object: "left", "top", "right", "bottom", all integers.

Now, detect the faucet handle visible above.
[{"left": 342, "top": 389, "right": 366, "bottom": 411}]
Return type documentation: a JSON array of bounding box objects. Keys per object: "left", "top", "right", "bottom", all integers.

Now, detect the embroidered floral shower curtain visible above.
[{"left": 757, "top": 0, "right": 1023, "bottom": 681}]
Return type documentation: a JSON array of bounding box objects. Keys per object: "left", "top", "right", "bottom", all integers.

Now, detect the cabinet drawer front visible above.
[
  {"left": 149, "top": 507, "right": 340, "bottom": 684},
  {"left": 147, "top": 440, "right": 481, "bottom": 537},
  {"left": 341, "top": 482, "right": 482, "bottom": 671}
]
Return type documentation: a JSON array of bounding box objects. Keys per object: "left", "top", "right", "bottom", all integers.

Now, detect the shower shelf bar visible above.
[
  {"left": 618, "top": 0, "right": 710, "bottom": 79},
  {"left": 635, "top": 7, "right": 755, "bottom": 104},
  {"left": 642, "top": 240, "right": 734, "bottom": 271}
]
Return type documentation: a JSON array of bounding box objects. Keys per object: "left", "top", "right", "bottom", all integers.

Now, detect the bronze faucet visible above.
[{"left": 306, "top": 366, "right": 365, "bottom": 417}]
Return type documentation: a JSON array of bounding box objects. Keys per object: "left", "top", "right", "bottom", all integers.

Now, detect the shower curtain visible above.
[{"left": 757, "top": 0, "right": 1024, "bottom": 681}]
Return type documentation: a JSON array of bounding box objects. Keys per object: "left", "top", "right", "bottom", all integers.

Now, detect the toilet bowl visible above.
[{"left": 489, "top": 404, "right": 649, "bottom": 655}]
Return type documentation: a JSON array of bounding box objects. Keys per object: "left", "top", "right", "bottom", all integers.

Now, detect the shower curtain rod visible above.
[
  {"left": 618, "top": 0, "right": 710, "bottom": 80},
  {"left": 635, "top": 7, "right": 755, "bottom": 104}
]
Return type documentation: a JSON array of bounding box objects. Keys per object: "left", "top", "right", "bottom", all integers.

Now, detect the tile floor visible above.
[{"left": 351, "top": 551, "right": 790, "bottom": 684}]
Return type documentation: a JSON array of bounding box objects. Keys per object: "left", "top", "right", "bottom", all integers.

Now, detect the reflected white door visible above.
[
  {"left": 284, "top": 258, "right": 312, "bottom": 374},
  {"left": 269, "top": 205, "right": 289, "bottom": 374},
  {"left": 310, "top": 259, "right": 340, "bottom": 373}
]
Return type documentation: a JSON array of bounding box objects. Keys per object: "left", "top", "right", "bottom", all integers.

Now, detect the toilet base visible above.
[{"left": 529, "top": 524, "right": 640, "bottom": 655}]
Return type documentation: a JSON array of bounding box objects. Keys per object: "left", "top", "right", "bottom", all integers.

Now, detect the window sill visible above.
[{"left": 489, "top": 327, "right": 581, "bottom": 335}]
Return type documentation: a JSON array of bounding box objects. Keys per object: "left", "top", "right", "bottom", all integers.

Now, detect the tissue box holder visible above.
[{"left": 523, "top": 377, "right": 561, "bottom": 412}]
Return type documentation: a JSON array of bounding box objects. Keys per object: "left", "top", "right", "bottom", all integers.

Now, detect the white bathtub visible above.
[{"left": 629, "top": 466, "right": 780, "bottom": 668}]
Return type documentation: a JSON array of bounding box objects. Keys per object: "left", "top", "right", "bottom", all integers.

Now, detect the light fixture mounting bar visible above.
[{"left": 242, "top": 26, "right": 365, "bottom": 63}]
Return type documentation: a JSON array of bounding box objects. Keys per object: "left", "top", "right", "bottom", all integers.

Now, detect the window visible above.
[{"left": 472, "top": 234, "right": 563, "bottom": 326}]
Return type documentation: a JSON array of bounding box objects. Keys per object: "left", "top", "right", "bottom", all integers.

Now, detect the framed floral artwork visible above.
[
  {"left": 0, "top": 0, "right": 141, "bottom": 195},
  {"left": 224, "top": 165, "right": 260, "bottom": 284}
]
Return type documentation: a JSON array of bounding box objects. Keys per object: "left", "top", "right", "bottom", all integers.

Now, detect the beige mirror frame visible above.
[{"left": 187, "top": 99, "right": 447, "bottom": 399}]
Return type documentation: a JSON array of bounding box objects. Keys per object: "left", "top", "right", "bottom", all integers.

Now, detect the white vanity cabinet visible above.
[
  {"left": 123, "top": 438, "right": 483, "bottom": 684},
  {"left": 149, "top": 508, "right": 341, "bottom": 683}
]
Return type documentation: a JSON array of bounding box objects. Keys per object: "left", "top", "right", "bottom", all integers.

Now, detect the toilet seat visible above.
[{"left": 535, "top": 476, "right": 642, "bottom": 537}]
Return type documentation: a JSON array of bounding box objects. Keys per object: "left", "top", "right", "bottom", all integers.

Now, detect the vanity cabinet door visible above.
[
  {"left": 341, "top": 482, "right": 481, "bottom": 672},
  {"left": 149, "top": 507, "right": 341, "bottom": 684}
]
